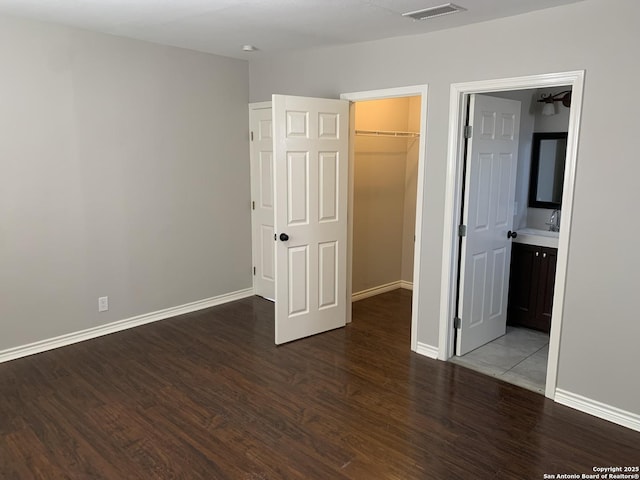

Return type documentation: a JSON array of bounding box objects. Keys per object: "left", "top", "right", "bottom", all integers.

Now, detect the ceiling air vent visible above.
[{"left": 403, "top": 3, "right": 466, "bottom": 21}]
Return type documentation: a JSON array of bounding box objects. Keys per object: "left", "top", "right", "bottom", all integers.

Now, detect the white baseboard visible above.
[
  {"left": 0, "top": 287, "right": 255, "bottom": 364},
  {"left": 400, "top": 280, "right": 413, "bottom": 291},
  {"left": 352, "top": 280, "right": 413, "bottom": 302},
  {"left": 415, "top": 342, "right": 439, "bottom": 359},
  {"left": 555, "top": 388, "right": 640, "bottom": 432}
]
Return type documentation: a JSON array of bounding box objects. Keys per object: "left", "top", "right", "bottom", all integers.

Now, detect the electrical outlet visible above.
[{"left": 98, "top": 296, "right": 109, "bottom": 312}]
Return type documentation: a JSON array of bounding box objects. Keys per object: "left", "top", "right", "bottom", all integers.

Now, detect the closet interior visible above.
[{"left": 352, "top": 96, "right": 420, "bottom": 303}]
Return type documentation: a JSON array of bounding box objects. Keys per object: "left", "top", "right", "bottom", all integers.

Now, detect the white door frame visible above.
[
  {"left": 341, "top": 85, "right": 429, "bottom": 353},
  {"left": 437, "top": 71, "right": 585, "bottom": 400}
]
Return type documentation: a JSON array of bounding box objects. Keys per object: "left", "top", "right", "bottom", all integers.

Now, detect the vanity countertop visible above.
[{"left": 513, "top": 228, "right": 559, "bottom": 249}]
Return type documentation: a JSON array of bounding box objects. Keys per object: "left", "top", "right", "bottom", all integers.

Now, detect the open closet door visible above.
[
  {"left": 456, "top": 94, "right": 521, "bottom": 355},
  {"left": 273, "top": 94, "right": 349, "bottom": 345}
]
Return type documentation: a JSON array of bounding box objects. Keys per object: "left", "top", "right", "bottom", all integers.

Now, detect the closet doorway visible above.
[
  {"left": 341, "top": 86, "right": 428, "bottom": 353},
  {"left": 248, "top": 86, "right": 428, "bottom": 350}
]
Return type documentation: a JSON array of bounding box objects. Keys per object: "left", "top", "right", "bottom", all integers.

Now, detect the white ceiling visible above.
[{"left": 0, "top": 0, "right": 584, "bottom": 59}]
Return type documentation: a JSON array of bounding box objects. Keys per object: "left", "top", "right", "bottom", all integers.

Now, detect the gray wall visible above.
[
  {"left": 249, "top": 0, "right": 640, "bottom": 414},
  {"left": 0, "top": 16, "right": 251, "bottom": 351}
]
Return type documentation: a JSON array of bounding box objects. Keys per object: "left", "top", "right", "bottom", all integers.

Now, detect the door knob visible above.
[
  {"left": 507, "top": 230, "right": 518, "bottom": 239},
  {"left": 279, "top": 233, "right": 289, "bottom": 241}
]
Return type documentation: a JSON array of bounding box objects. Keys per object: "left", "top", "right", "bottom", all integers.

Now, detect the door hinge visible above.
[
  {"left": 252, "top": 200, "right": 255, "bottom": 210},
  {"left": 454, "top": 317, "right": 461, "bottom": 329},
  {"left": 458, "top": 224, "right": 467, "bottom": 237},
  {"left": 464, "top": 125, "right": 472, "bottom": 139},
  {"left": 253, "top": 266, "right": 256, "bottom": 275},
  {"left": 250, "top": 131, "right": 254, "bottom": 141}
]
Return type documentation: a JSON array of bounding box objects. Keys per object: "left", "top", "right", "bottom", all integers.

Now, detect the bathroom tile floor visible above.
[{"left": 449, "top": 326, "right": 550, "bottom": 394}]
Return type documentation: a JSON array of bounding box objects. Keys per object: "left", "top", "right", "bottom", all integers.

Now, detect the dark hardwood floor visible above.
[{"left": 1, "top": 289, "right": 638, "bottom": 479}]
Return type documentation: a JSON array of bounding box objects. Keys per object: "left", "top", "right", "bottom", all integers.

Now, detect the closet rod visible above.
[{"left": 355, "top": 129, "right": 420, "bottom": 138}]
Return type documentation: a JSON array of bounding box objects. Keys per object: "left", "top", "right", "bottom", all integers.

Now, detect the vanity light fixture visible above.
[{"left": 538, "top": 90, "right": 572, "bottom": 116}]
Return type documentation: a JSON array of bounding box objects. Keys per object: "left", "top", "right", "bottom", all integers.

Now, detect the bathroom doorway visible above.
[
  {"left": 438, "top": 72, "right": 584, "bottom": 399},
  {"left": 449, "top": 87, "right": 570, "bottom": 393}
]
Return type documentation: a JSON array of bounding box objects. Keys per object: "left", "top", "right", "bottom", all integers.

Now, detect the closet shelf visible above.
[{"left": 355, "top": 129, "right": 420, "bottom": 138}]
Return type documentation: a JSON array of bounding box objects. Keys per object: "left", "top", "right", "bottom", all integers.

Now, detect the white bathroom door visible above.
[
  {"left": 273, "top": 94, "right": 349, "bottom": 345},
  {"left": 457, "top": 94, "right": 521, "bottom": 355},
  {"left": 249, "top": 105, "right": 275, "bottom": 300}
]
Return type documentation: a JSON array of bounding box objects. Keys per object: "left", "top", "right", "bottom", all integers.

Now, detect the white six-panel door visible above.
[
  {"left": 457, "top": 94, "right": 521, "bottom": 355},
  {"left": 273, "top": 95, "right": 349, "bottom": 344},
  {"left": 249, "top": 105, "right": 275, "bottom": 301}
]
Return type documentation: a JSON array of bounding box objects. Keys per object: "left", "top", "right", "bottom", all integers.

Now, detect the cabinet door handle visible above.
[
  {"left": 536, "top": 252, "right": 539, "bottom": 257},
  {"left": 543, "top": 252, "right": 547, "bottom": 258}
]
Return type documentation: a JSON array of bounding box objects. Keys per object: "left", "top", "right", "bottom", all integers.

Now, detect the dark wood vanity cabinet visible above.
[{"left": 507, "top": 243, "right": 557, "bottom": 333}]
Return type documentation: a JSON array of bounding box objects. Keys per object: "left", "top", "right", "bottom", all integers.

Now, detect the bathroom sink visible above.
[{"left": 513, "top": 228, "right": 559, "bottom": 248}]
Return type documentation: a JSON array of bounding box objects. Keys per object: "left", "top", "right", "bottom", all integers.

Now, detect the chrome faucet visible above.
[{"left": 547, "top": 209, "right": 561, "bottom": 232}]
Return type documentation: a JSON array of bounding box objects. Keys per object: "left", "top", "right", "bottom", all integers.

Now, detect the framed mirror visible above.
[{"left": 529, "top": 132, "right": 567, "bottom": 209}]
